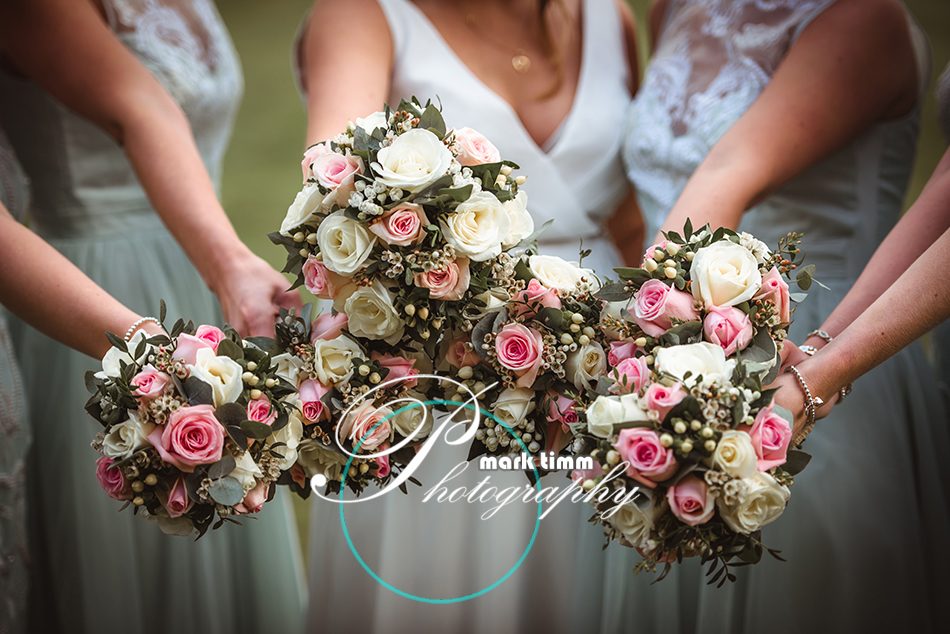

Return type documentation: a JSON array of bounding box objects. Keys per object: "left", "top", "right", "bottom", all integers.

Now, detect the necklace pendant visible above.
[{"left": 512, "top": 54, "right": 531, "bottom": 74}]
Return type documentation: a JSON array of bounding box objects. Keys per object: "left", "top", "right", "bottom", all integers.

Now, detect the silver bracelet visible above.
[
  {"left": 803, "top": 330, "right": 852, "bottom": 402},
  {"left": 799, "top": 344, "right": 818, "bottom": 356},
  {"left": 124, "top": 317, "right": 163, "bottom": 342},
  {"left": 785, "top": 364, "right": 824, "bottom": 446},
  {"left": 806, "top": 329, "right": 834, "bottom": 344}
]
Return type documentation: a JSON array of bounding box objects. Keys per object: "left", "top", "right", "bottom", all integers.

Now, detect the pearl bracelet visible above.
[
  {"left": 124, "top": 317, "right": 163, "bottom": 342},
  {"left": 785, "top": 364, "right": 824, "bottom": 446}
]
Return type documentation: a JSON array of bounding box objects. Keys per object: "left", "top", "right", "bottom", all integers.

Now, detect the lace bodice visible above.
[{"left": 0, "top": 0, "right": 242, "bottom": 239}]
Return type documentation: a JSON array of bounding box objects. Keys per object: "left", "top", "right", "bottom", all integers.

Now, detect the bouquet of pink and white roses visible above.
[
  {"left": 85, "top": 304, "right": 302, "bottom": 537},
  {"left": 567, "top": 222, "right": 815, "bottom": 583}
]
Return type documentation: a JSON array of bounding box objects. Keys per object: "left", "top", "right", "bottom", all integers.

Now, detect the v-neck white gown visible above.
[{"left": 299, "top": 0, "right": 632, "bottom": 632}]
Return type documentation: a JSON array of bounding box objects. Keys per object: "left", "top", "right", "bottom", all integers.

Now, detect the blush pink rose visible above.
[
  {"left": 446, "top": 335, "right": 480, "bottom": 368},
  {"left": 147, "top": 404, "right": 224, "bottom": 473},
  {"left": 571, "top": 459, "right": 604, "bottom": 484},
  {"left": 247, "top": 394, "right": 277, "bottom": 426},
  {"left": 546, "top": 392, "right": 579, "bottom": 426},
  {"left": 754, "top": 266, "right": 791, "bottom": 323},
  {"left": 303, "top": 257, "right": 346, "bottom": 300},
  {"left": 340, "top": 402, "right": 392, "bottom": 452},
  {"left": 369, "top": 203, "right": 428, "bottom": 246},
  {"left": 703, "top": 305, "right": 753, "bottom": 356},
  {"left": 311, "top": 312, "right": 348, "bottom": 341},
  {"left": 666, "top": 474, "right": 715, "bottom": 526},
  {"left": 374, "top": 444, "right": 391, "bottom": 478},
  {"left": 235, "top": 480, "right": 269, "bottom": 515},
  {"left": 157, "top": 476, "right": 194, "bottom": 518},
  {"left": 414, "top": 258, "right": 471, "bottom": 301},
  {"left": 95, "top": 457, "right": 133, "bottom": 501},
  {"left": 311, "top": 151, "right": 362, "bottom": 191},
  {"left": 615, "top": 427, "right": 679, "bottom": 489},
  {"left": 608, "top": 340, "right": 642, "bottom": 366},
  {"left": 511, "top": 278, "right": 561, "bottom": 318},
  {"left": 494, "top": 324, "right": 544, "bottom": 388},
  {"left": 195, "top": 325, "right": 226, "bottom": 352},
  {"left": 645, "top": 382, "right": 686, "bottom": 422},
  {"left": 632, "top": 279, "right": 700, "bottom": 338},
  {"left": 173, "top": 333, "right": 213, "bottom": 366},
  {"left": 454, "top": 127, "right": 501, "bottom": 166},
  {"left": 131, "top": 364, "right": 170, "bottom": 401},
  {"left": 301, "top": 142, "right": 328, "bottom": 182},
  {"left": 742, "top": 403, "right": 793, "bottom": 471},
  {"left": 299, "top": 378, "right": 330, "bottom": 422},
  {"left": 370, "top": 352, "right": 418, "bottom": 388},
  {"left": 610, "top": 356, "right": 651, "bottom": 395}
]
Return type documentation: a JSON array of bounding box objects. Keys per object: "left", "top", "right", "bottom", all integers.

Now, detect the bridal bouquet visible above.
[
  {"left": 85, "top": 307, "right": 302, "bottom": 537},
  {"left": 570, "top": 222, "right": 815, "bottom": 583}
]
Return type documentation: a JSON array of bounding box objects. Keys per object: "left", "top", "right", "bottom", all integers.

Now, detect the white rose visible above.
[
  {"left": 606, "top": 493, "right": 655, "bottom": 549},
  {"left": 491, "top": 387, "right": 536, "bottom": 431},
  {"left": 333, "top": 280, "right": 404, "bottom": 344},
  {"left": 391, "top": 392, "right": 433, "bottom": 440},
  {"left": 311, "top": 334, "right": 363, "bottom": 385},
  {"left": 462, "top": 289, "right": 510, "bottom": 320},
  {"left": 96, "top": 330, "right": 150, "bottom": 379},
  {"left": 316, "top": 211, "right": 377, "bottom": 276},
  {"left": 501, "top": 190, "right": 534, "bottom": 248},
  {"left": 690, "top": 241, "right": 762, "bottom": 308},
  {"left": 585, "top": 394, "right": 649, "bottom": 438},
  {"left": 280, "top": 183, "right": 327, "bottom": 236},
  {"left": 440, "top": 191, "right": 511, "bottom": 261},
  {"left": 738, "top": 232, "right": 772, "bottom": 265},
  {"left": 355, "top": 111, "right": 388, "bottom": 134},
  {"left": 189, "top": 348, "right": 243, "bottom": 407},
  {"left": 565, "top": 341, "right": 607, "bottom": 390},
  {"left": 600, "top": 300, "right": 628, "bottom": 341},
  {"left": 228, "top": 450, "right": 263, "bottom": 494},
  {"left": 717, "top": 472, "right": 790, "bottom": 534},
  {"left": 371, "top": 129, "right": 453, "bottom": 193},
  {"left": 297, "top": 439, "right": 349, "bottom": 482},
  {"left": 267, "top": 409, "right": 305, "bottom": 470},
  {"left": 712, "top": 430, "right": 758, "bottom": 478},
  {"left": 654, "top": 342, "right": 736, "bottom": 387},
  {"left": 102, "top": 411, "right": 155, "bottom": 460},
  {"left": 271, "top": 352, "right": 306, "bottom": 386},
  {"left": 528, "top": 255, "right": 597, "bottom": 293}
]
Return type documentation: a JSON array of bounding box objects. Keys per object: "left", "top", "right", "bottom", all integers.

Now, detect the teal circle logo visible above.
[{"left": 338, "top": 399, "right": 542, "bottom": 604}]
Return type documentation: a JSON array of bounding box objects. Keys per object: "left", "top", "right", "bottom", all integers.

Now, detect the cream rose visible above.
[
  {"left": 462, "top": 289, "right": 510, "bottom": 320},
  {"left": 371, "top": 129, "right": 453, "bottom": 193},
  {"left": 280, "top": 183, "right": 327, "bottom": 236},
  {"left": 501, "top": 191, "right": 534, "bottom": 248},
  {"left": 96, "top": 330, "right": 150, "bottom": 379},
  {"left": 654, "top": 342, "right": 735, "bottom": 387},
  {"left": 606, "top": 495, "right": 655, "bottom": 549},
  {"left": 228, "top": 450, "right": 264, "bottom": 494},
  {"left": 355, "top": 111, "right": 388, "bottom": 133},
  {"left": 391, "top": 392, "right": 434, "bottom": 440},
  {"left": 267, "top": 409, "right": 305, "bottom": 470},
  {"left": 712, "top": 430, "right": 758, "bottom": 478},
  {"left": 528, "top": 255, "right": 597, "bottom": 293},
  {"left": 440, "top": 191, "right": 511, "bottom": 261},
  {"left": 102, "top": 411, "right": 156, "bottom": 460},
  {"left": 717, "top": 472, "right": 790, "bottom": 534},
  {"left": 690, "top": 241, "right": 762, "bottom": 308},
  {"left": 316, "top": 211, "right": 377, "bottom": 276},
  {"left": 296, "top": 439, "right": 349, "bottom": 482},
  {"left": 334, "top": 280, "right": 404, "bottom": 344},
  {"left": 565, "top": 341, "right": 607, "bottom": 390},
  {"left": 586, "top": 394, "right": 649, "bottom": 438},
  {"left": 311, "top": 334, "right": 363, "bottom": 385},
  {"left": 271, "top": 352, "right": 306, "bottom": 386},
  {"left": 189, "top": 348, "right": 243, "bottom": 407},
  {"left": 491, "top": 387, "right": 536, "bottom": 431}
]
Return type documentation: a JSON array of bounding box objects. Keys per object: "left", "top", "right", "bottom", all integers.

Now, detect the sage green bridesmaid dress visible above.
[{"left": 0, "top": 2, "right": 305, "bottom": 632}]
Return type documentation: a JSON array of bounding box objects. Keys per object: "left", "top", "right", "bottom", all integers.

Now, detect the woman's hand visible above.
[{"left": 209, "top": 248, "right": 302, "bottom": 337}]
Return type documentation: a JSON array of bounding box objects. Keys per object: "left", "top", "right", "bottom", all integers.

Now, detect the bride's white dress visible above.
[{"left": 295, "top": 0, "right": 632, "bottom": 631}]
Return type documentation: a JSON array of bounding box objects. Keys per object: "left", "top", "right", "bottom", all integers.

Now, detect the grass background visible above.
[{"left": 214, "top": 0, "right": 950, "bottom": 560}]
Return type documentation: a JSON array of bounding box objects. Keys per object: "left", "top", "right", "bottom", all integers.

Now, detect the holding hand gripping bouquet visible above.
[{"left": 86, "top": 303, "right": 301, "bottom": 537}]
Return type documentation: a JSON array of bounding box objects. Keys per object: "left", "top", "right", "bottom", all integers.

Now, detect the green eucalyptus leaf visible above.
[
  {"left": 783, "top": 448, "right": 812, "bottom": 475},
  {"left": 208, "top": 455, "right": 236, "bottom": 481},
  {"left": 208, "top": 476, "right": 244, "bottom": 506},
  {"left": 241, "top": 420, "right": 274, "bottom": 440},
  {"left": 216, "top": 338, "right": 244, "bottom": 361}
]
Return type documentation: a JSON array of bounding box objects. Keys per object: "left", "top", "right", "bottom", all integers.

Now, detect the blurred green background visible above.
[{"left": 215, "top": 0, "right": 950, "bottom": 559}]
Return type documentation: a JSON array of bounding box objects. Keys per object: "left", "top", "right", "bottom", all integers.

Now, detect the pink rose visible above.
[
  {"left": 235, "top": 479, "right": 269, "bottom": 515},
  {"left": 340, "top": 402, "right": 392, "bottom": 452},
  {"left": 511, "top": 278, "right": 561, "bottom": 318},
  {"left": 95, "top": 457, "right": 132, "bottom": 501},
  {"left": 173, "top": 333, "right": 213, "bottom": 365},
  {"left": 610, "top": 357, "right": 651, "bottom": 395},
  {"left": 157, "top": 476, "right": 194, "bottom": 518},
  {"left": 544, "top": 419, "right": 571, "bottom": 453},
  {"left": 374, "top": 444, "right": 391, "bottom": 478},
  {"left": 131, "top": 364, "right": 170, "bottom": 401},
  {"left": 299, "top": 378, "right": 330, "bottom": 422},
  {"left": 615, "top": 427, "right": 678, "bottom": 489},
  {"left": 311, "top": 151, "right": 362, "bottom": 191},
  {"left": 546, "top": 392, "right": 579, "bottom": 426},
  {"left": 642, "top": 240, "right": 674, "bottom": 264},
  {"left": 369, "top": 203, "right": 428, "bottom": 247},
  {"left": 645, "top": 382, "right": 686, "bottom": 422},
  {"left": 666, "top": 474, "right": 715, "bottom": 526},
  {"left": 571, "top": 459, "right": 604, "bottom": 484},
  {"left": 742, "top": 403, "right": 793, "bottom": 471},
  {"left": 301, "top": 142, "right": 328, "bottom": 182},
  {"left": 454, "top": 127, "right": 501, "bottom": 166},
  {"left": 195, "top": 325, "right": 226, "bottom": 352},
  {"left": 446, "top": 335, "right": 480, "bottom": 368},
  {"left": 753, "top": 267, "right": 791, "bottom": 323},
  {"left": 494, "top": 324, "right": 544, "bottom": 388},
  {"left": 303, "top": 257, "right": 346, "bottom": 300},
  {"left": 147, "top": 404, "right": 224, "bottom": 473},
  {"left": 370, "top": 352, "right": 418, "bottom": 388},
  {"left": 632, "top": 279, "right": 700, "bottom": 338},
  {"left": 608, "top": 340, "right": 642, "bottom": 366},
  {"left": 414, "top": 257, "right": 470, "bottom": 301},
  {"left": 311, "top": 312, "right": 348, "bottom": 342},
  {"left": 703, "top": 305, "right": 753, "bottom": 356},
  {"left": 247, "top": 394, "right": 277, "bottom": 426}
]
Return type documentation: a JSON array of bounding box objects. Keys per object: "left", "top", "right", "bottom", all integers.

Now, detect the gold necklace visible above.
[{"left": 464, "top": 13, "right": 532, "bottom": 74}]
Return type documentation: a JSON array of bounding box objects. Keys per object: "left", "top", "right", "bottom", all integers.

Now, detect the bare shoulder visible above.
[
  {"left": 309, "top": 0, "right": 390, "bottom": 39},
  {"left": 614, "top": 0, "right": 640, "bottom": 91}
]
